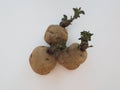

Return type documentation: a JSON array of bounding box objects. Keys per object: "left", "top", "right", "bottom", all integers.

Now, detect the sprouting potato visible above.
[
  {"left": 29, "top": 46, "right": 57, "bottom": 75},
  {"left": 58, "top": 43, "right": 87, "bottom": 70},
  {"left": 29, "top": 7, "right": 93, "bottom": 74},
  {"left": 44, "top": 25, "right": 68, "bottom": 45}
]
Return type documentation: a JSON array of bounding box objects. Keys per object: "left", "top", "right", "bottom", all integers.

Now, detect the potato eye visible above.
[{"left": 45, "top": 58, "right": 49, "bottom": 61}]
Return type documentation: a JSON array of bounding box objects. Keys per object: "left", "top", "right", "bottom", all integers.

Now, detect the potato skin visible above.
[
  {"left": 29, "top": 46, "right": 57, "bottom": 75},
  {"left": 58, "top": 43, "right": 87, "bottom": 70},
  {"left": 44, "top": 25, "right": 68, "bottom": 45}
]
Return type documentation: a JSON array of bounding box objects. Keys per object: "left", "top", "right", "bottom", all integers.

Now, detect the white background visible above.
[{"left": 0, "top": 0, "right": 120, "bottom": 90}]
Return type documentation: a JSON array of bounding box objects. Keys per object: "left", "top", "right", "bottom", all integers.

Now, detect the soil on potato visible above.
[
  {"left": 44, "top": 25, "right": 68, "bottom": 45},
  {"left": 29, "top": 46, "right": 57, "bottom": 75},
  {"left": 58, "top": 43, "right": 87, "bottom": 70}
]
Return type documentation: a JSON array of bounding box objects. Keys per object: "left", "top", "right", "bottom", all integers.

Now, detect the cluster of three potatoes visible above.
[{"left": 29, "top": 24, "right": 87, "bottom": 75}]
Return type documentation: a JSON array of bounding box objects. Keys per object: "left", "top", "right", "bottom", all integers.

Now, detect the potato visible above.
[
  {"left": 58, "top": 43, "right": 87, "bottom": 70},
  {"left": 29, "top": 46, "right": 57, "bottom": 75},
  {"left": 44, "top": 25, "right": 68, "bottom": 45}
]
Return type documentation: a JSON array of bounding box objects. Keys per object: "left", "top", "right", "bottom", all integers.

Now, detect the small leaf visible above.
[
  {"left": 62, "top": 15, "right": 67, "bottom": 21},
  {"left": 73, "top": 7, "right": 85, "bottom": 19},
  {"left": 80, "top": 11, "right": 85, "bottom": 15},
  {"left": 88, "top": 45, "right": 93, "bottom": 47}
]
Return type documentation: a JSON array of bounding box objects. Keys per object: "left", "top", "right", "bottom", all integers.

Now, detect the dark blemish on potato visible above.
[
  {"left": 80, "top": 54, "right": 82, "bottom": 57},
  {"left": 42, "top": 46, "right": 45, "bottom": 47},
  {"left": 45, "top": 58, "right": 49, "bottom": 61},
  {"left": 30, "top": 54, "right": 32, "bottom": 58},
  {"left": 49, "top": 43, "right": 52, "bottom": 45}
]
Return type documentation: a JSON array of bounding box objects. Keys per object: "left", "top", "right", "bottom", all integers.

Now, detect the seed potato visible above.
[
  {"left": 29, "top": 46, "right": 57, "bottom": 75},
  {"left": 58, "top": 43, "right": 87, "bottom": 70},
  {"left": 44, "top": 25, "right": 68, "bottom": 45}
]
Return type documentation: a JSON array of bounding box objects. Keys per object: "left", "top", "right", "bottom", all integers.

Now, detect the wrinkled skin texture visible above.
[
  {"left": 29, "top": 46, "right": 57, "bottom": 75},
  {"left": 58, "top": 43, "right": 87, "bottom": 70},
  {"left": 44, "top": 25, "right": 68, "bottom": 45}
]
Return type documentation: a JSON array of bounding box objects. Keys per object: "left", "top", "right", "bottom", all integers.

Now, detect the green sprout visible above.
[
  {"left": 59, "top": 7, "right": 85, "bottom": 28},
  {"left": 47, "top": 40, "right": 66, "bottom": 57},
  {"left": 79, "top": 31, "right": 93, "bottom": 51}
]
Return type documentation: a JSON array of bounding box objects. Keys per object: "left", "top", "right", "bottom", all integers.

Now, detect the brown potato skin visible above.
[
  {"left": 58, "top": 43, "right": 87, "bottom": 70},
  {"left": 29, "top": 46, "right": 57, "bottom": 75},
  {"left": 44, "top": 25, "right": 68, "bottom": 45}
]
